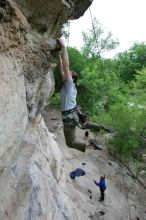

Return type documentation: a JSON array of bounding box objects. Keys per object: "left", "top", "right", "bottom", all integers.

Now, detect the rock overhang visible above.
[{"left": 15, "top": 0, "right": 93, "bottom": 36}]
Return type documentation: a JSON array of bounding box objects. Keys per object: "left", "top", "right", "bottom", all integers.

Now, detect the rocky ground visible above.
[{"left": 42, "top": 107, "right": 146, "bottom": 220}]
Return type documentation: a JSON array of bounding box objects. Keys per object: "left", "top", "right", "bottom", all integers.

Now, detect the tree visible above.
[
  {"left": 61, "top": 21, "right": 70, "bottom": 42},
  {"left": 131, "top": 68, "right": 146, "bottom": 106},
  {"left": 77, "top": 60, "right": 126, "bottom": 115},
  {"left": 68, "top": 47, "right": 87, "bottom": 74},
  {"left": 116, "top": 42, "right": 146, "bottom": 82},
  {"left": 130, "top": 42, "right": 146, "bottom": 68},
  {"left": 81, "top": 17, "right": 119, "bottom": 59},
  {"left": 109, "top": 103, "right": 146, "bottom": 157}
]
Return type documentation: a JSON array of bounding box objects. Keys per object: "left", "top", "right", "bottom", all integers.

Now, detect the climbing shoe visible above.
[{"left": 90, "top": 139, "right": 102, "bottom": 150}]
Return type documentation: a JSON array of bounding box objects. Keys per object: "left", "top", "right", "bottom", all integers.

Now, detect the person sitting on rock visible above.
[{"left": 58, "top": 38, "right": 111, "bottom": 152}]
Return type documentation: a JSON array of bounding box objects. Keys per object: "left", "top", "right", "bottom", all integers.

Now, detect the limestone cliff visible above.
[{"left": 0, "top": 1, "right": 93, "bottom": 219}]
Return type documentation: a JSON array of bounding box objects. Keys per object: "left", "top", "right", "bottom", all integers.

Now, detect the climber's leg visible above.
[{"left": 63, "top": 117, "right": 86, "bottom": 152}]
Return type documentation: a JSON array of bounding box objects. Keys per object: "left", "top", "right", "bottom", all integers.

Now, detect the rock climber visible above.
[{"left": 58, "top": 38, "right": 111, "bottom": 152}]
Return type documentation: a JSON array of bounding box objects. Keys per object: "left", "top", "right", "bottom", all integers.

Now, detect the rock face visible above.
[{"left": 0, "top": 0, "right": 93, "bottom": 219}]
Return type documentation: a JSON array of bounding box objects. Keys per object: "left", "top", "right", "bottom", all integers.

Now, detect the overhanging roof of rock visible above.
[{"left": 15, "top": 0, "right": 93, "bottom": 36}]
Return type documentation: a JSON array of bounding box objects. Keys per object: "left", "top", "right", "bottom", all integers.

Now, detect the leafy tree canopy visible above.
[
  {"left": 81, "top": 17, "right": 119, "bottom": 59},
  {"left": 116, "top": 42, "right": 146, "bottom": 82}
]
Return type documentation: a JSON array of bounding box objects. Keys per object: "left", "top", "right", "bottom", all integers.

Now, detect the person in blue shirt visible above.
[{"left": 93, "top": 175, "right": 106, "bottom": 202}]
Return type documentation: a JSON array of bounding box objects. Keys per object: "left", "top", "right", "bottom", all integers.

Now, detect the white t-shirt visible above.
[{"left": 60, "top": 79, "right": 77, "bottom": 111}]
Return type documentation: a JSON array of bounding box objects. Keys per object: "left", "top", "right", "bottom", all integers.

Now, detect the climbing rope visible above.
[
  {"left": 120, "top": 163, "right": 132, "bottom": 219},
  {"left": 62, "top": 5, "right": 136, "bottom": 219},
  {"left": 88, "top": 6, "right": 133, "bottom": 219},
  {"left": 67, "top": 20, "right": 70, "bottom": 47},
  {"left": 88, "top": 7, "right": 109, "bottom": 92}
]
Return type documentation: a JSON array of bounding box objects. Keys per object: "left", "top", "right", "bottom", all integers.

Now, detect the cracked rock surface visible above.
[{"left": 0, "top": 0, "right": 93, "bottom": 219}]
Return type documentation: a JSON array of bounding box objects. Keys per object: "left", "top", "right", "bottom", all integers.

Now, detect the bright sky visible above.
[{"left": 67, "top": 0, "right": 146, "bottom": 58}]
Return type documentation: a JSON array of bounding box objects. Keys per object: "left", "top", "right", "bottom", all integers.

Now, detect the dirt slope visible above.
[{"left": 43, "top": 107, "right": 146, "bottom": 220}]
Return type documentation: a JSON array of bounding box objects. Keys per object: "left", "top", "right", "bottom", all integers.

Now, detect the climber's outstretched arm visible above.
[
  {"left": 58, "top": 38, "right": 72, "bottom": 80},
  {"left": 59, "top": 55, "right": 65, "bottom": 81}
]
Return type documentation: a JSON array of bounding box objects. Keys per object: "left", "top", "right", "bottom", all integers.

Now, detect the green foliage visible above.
[
  {"left": 130, "top": 42, "right": 146, "bottom": 67},
  {"left": 77, "top": 61, "right": 128, "bottom": 115},
  {"left": 131, "top": 68, "right": 146, "bottom": 106},
  {"left": 91, "top": 111, "right": 113, "bottom": 127},
  {"left": 50, "top": 93, "right": 60, "bottom": 109},
  {"left": 77, "top": 66, "right": 101, "bottom": 113},
  {"left": 68, "top": 47, "right": 87, "bottom": 75},
  {"left": 116, "top": 42, "right": 146, "bottom": 82},
  {"left": 109, "top": 103, "right": 146, "bottom": 157}
]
